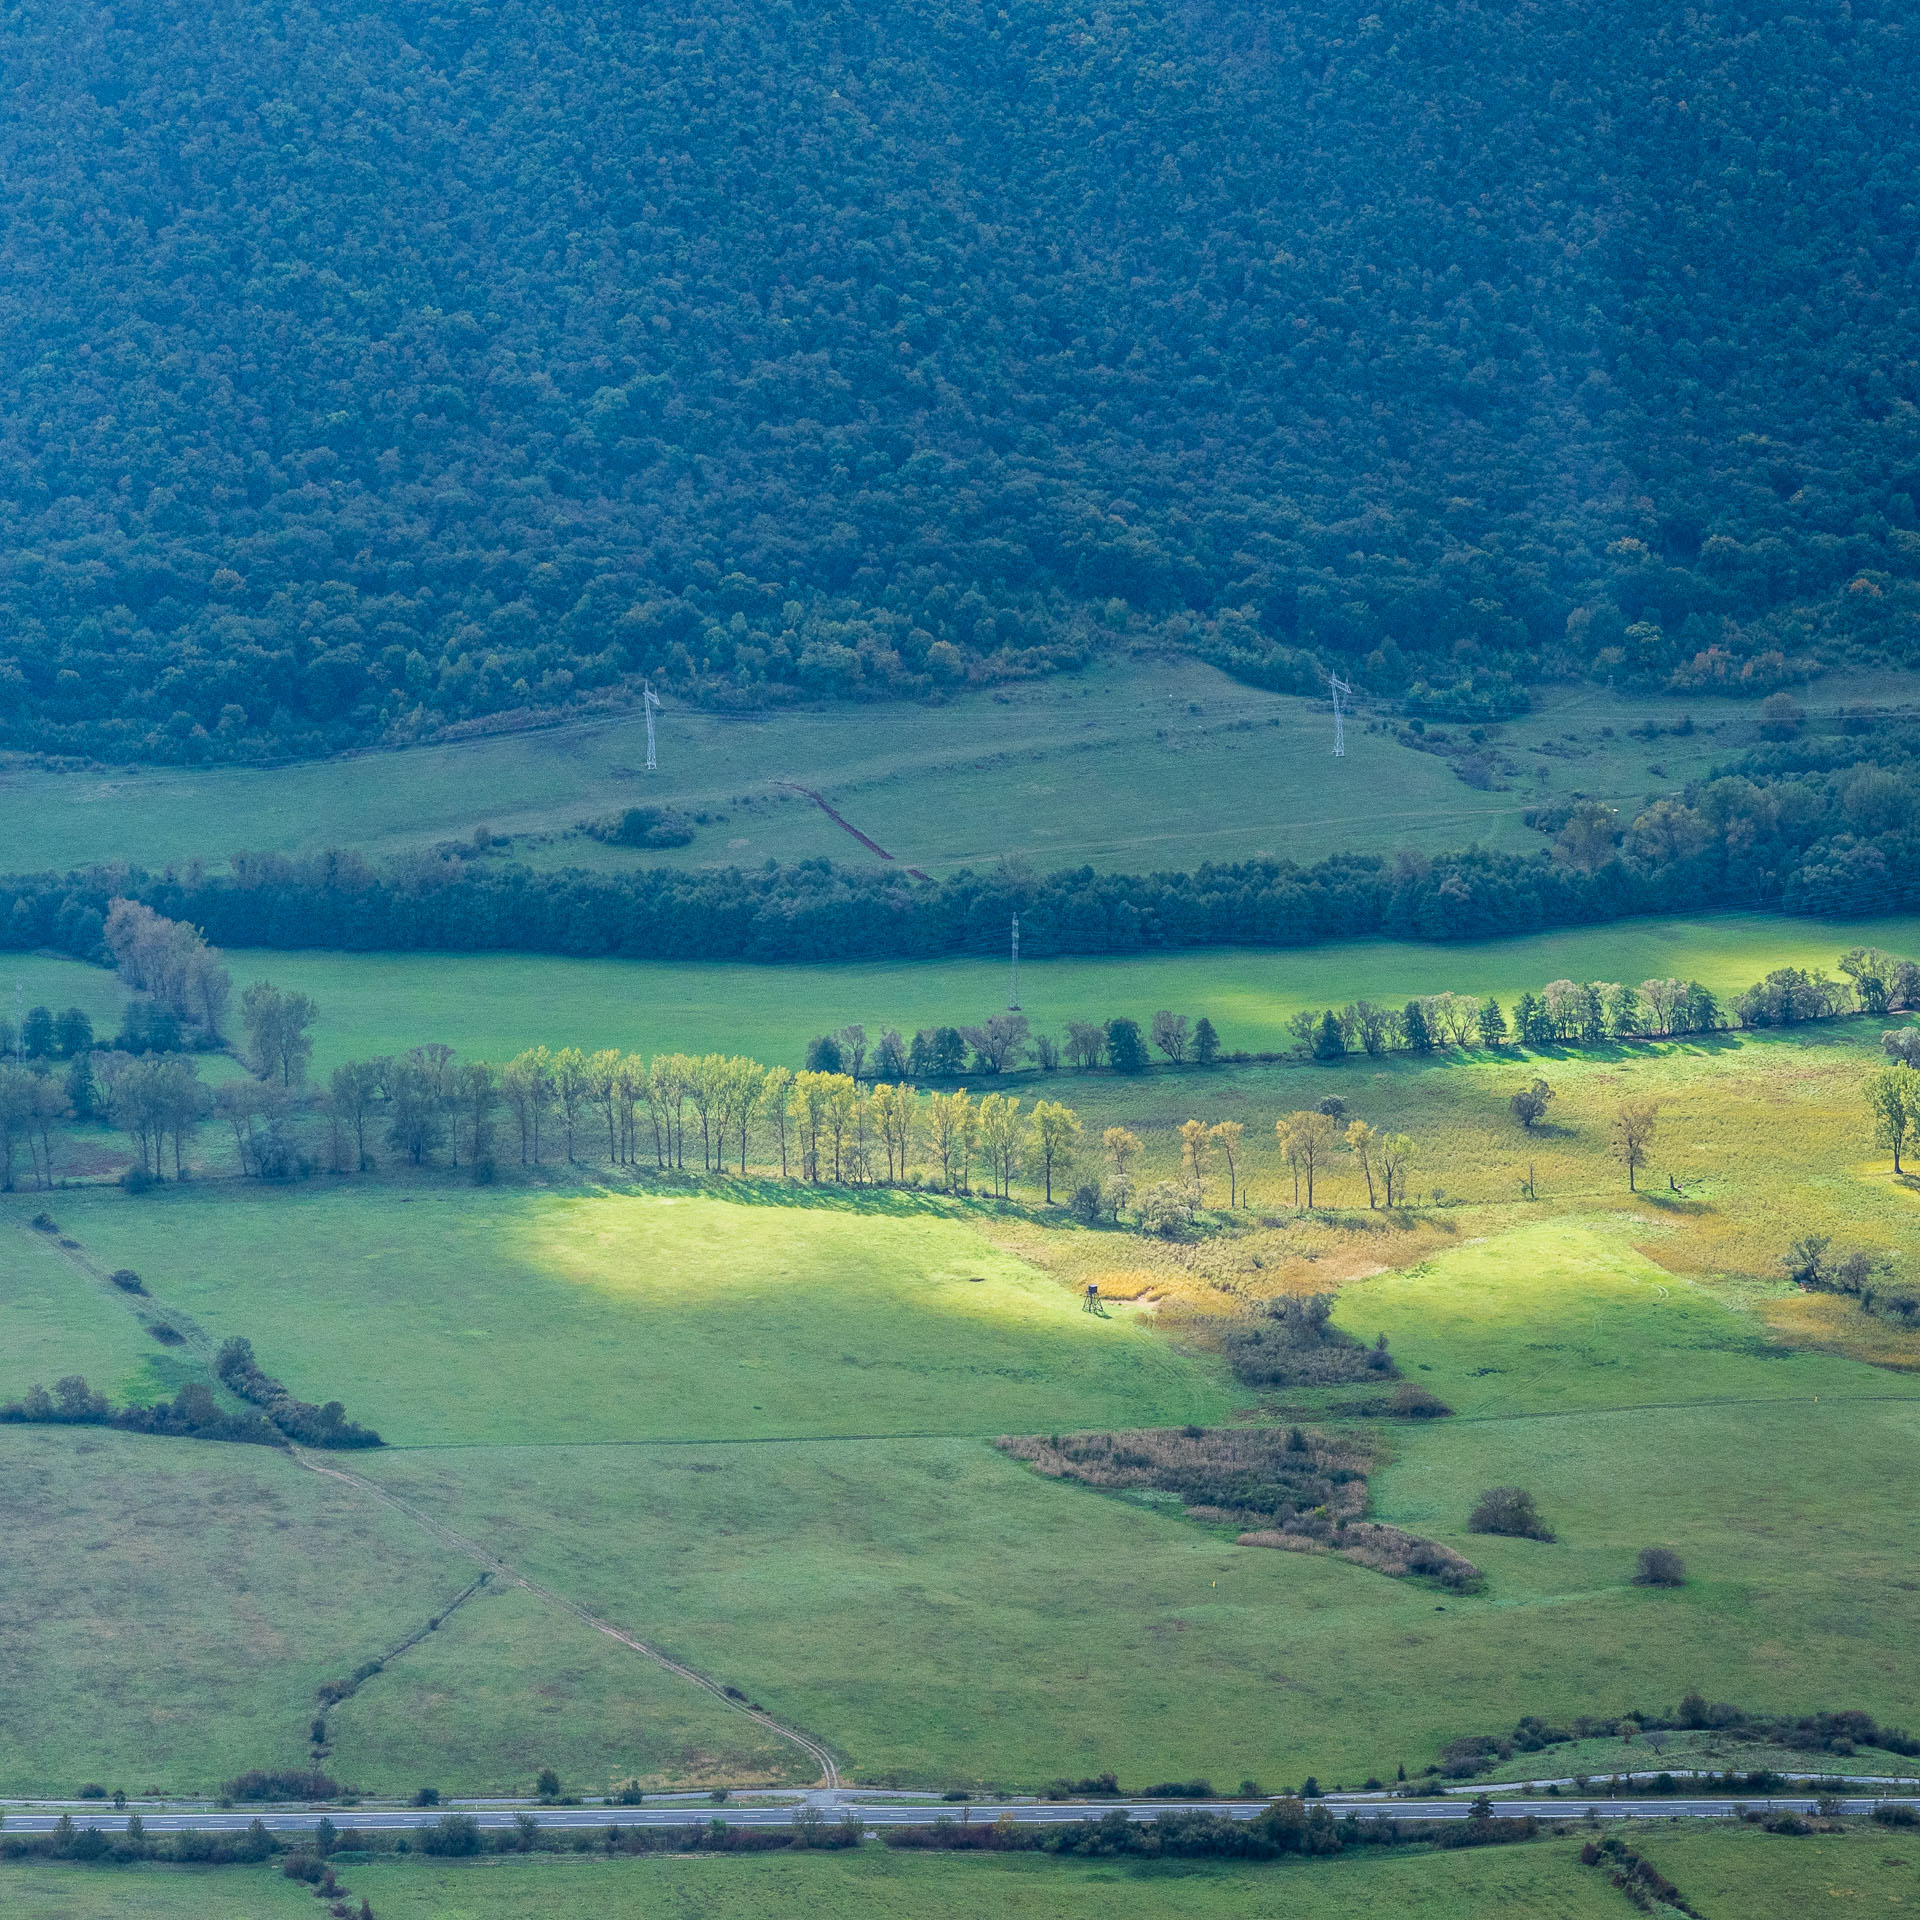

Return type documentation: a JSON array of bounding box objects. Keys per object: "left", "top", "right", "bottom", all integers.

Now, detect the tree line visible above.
[{"left": 1280, "top": 947, "right": 1919, "bottom": 1064}]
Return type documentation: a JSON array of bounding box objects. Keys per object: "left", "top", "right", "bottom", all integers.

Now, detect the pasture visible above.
[
  {"left": 8, "top": 909, "right": 1920, "bottom": 1806},
  {"left": 0, "top": 1839, "right": 1630, "bottom": 1920},
  {"left": 10, "top": 1126, "right": 1920, "bottom": 1795},
  {"left": 0, "top": 656, "right": 1887, "bottom": 880},
  {"left": 167, "top": 909, "right": 1920, "bottom": 1073}
]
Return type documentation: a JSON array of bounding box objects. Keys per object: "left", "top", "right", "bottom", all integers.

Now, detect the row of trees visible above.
[
  {"left": 804, "top": 1011, "right": 1220, "bottom": 1079},
  {"left": 4, "top": 745, "right": 1918, "bottom": 974},
  {"left": 317, "top": 1045, "right": 1096, "bottom": 1202},
  {"left": 1286, "top": 948, "right": 1919, "bottom": 1064}
]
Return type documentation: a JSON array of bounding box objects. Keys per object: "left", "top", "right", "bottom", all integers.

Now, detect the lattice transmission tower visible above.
[
  {"left": 1329, "top": 672, "right": 1352, "bottom": 757},
  {"left": 644, "top": 681, "right": 661, "bottom": 772}
]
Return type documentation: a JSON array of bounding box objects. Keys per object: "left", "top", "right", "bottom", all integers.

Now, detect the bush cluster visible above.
[
  {"left": 886, "top": 1801, "right": 1539, "bottom": 1860},
  {"left": 215, "top": 1337, "right": 383, "bottom": 1449},
  {"left": 0, "top": 1375, "right": 282, "bottom": 1447},
  {"left": 1222, "top": 1295, "right": 1400, "bottom": 1390}
]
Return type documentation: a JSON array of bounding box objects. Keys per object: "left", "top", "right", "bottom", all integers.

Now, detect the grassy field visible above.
[
  {"left": 15, "top": 1148, "right": 1920, "bottom": 1795},
  {"left": 1, "top": 656, "right": 1899, "bottom": 879},
  {"left": 7, "top": 1824, "right": 1919, "bottom": 1919},
  {"left": 10, "top": 951, "right": 1920, "bottom": 1801},
  {"left": 0, "top": 1839, "right": 1633, "bottom": 1920},
  {"left": 0, "top": 1425, "right": 477, "bottom": 1798},
  {"left": 39, "top": 1184, "right": 1227, "bottom": 1446},
  {"left": 121, "top": 910, "right": 1920, "bottom": 1076},
  {"left": 1635, "top": 1822, "right": 1920, "bottom": 1917}
]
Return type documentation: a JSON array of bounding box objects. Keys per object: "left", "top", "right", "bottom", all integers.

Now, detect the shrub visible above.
[
  {"left": 1384, "top": 1382, "right": 1453, "bottom": 1418},
  {"left": 536, "top": 1768, "right": 560, "bottom": 1797},
  {"left": 1068, "top": 1182, "right": 1102, "bottom": 1223},
  {"left": 108, "top": 1269, "right": 145, "bottom": 1293},
  {"left": 420, "top": 1813, "right": 481, "bottom": 1856},
  {"left": 226, "top": 1769, "right": 341, "bottom": 1802},
  {"left": 1872, "top": 1803, "right": 1920, "bottom": 1827},
  {"left": 412, "top": 1787, "right": 441, "bottom": 1807},
  {"left": 591, "top": 805, "right": 694, "bottom": 848},
  {"left": 1634, "top": 1546, "right": 1687, "bottom": 1587},
  {"left": 215, "top": 1337, "right": 382, "bottom": 1448},
  {"left": 1223, "top": 1294, "right": 1399, "bottom": 1389},
  {"left": 1468, "top": 1488, "right": 1556, "bottom": 1541},
  {"left": 1509, "top": 1079, "right": 1554, "bottom": 1130}
]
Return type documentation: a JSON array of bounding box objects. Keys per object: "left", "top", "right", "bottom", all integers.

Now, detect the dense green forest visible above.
[
  {"left": 1, "top": 0, "right": 1917, "bottom": 763},
  {"left": 6, "top": 726, "right": 1915, "bottom": 960}
]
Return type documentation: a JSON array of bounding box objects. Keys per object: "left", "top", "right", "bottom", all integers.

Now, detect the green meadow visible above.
[
  {"left": 0, "top": 1839, "right": 1630, "bottom": 1920},
  {"left": 1633, "top": 1823, "right": 1920, "bottom": 1916},
  {"left": 148, "top": 909, "right": 1920, "bottom": 1074},
  {"left": 11, "top": 1144, "right": 1920, "bottom": 1795},
  {"left": 0, "top": 655, "right": 1885, "bottom": 880}
]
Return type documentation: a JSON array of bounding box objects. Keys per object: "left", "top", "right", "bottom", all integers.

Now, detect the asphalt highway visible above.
[{"left": 5, "top": 1791, "right": 1917, "bottom": 1837}]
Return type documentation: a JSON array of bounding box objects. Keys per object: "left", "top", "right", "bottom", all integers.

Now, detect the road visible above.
[{"left": 5, "top": 1790, "right": 1917, "bottom": 1837}]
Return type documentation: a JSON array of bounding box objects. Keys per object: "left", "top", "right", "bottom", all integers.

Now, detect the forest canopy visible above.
[{"left": 0, "top": 0, "right": 1917, "bottom": 762}]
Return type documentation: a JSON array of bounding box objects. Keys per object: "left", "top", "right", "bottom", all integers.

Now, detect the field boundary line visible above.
[{"left": 284, "top": 1444, "right": 840, "bottom": 1787}]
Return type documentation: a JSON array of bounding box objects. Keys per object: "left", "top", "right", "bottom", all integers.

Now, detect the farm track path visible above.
[
  {"left": 288, "top": 1446, "right": 842, "bottom": 1788},
  {"left": 9, "top": 1208, "right": 842, "bottom": 1790}
]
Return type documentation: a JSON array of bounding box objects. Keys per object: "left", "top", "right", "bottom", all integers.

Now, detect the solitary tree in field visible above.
[
  {"left": 1277, "top": 1109, "right": 1338, "bottom": 1208},
  {"left": 1027, "top": 1099, "right": 1083, "bottom": 1202},
  {"left": 1345, "top": 1119, "right": 1378, "bottom": 1207},
  {"left": 1179, "top": 1118, "right": 1212, "bottom": 1203},
  {"left": 1106, "top": 1018, "right": 1149, "bottom": 1073},
  {"left": 1609, "top": 1099, "right": 1660, "bottom": 1191},
  {"left": 759, "top": 1065, "right": 796, "bottom": 1177},
  {"left": 1193, "top": 1017, "right": 1221, "bottom": 1065},
  {"left": 1510, "top": 1078, "right": 1554, "bottom": 1131},
  {"left": 1150, "top": 1010, "right": 1191, "bottom": 1064},
  {"left": 1379, "top": 1131, "right": 1414, "bottom": 1207},
  {"left": 1101, "top": 1125, "right": 1141, "bottom": 1217},
  {"left": 977, "top": 1092, "right": 1022, "bottom": 1197},
  {"left": 1064, "top": 1021, "right": 1107, "bottom": 1070},
  {"left": 328, "top": 1060, "right": 381, "bottom": 1171},
  {"left": 1210, "top": 1121, "right": 1245, "bottom": 1206},
  {"left": 242, "top": 981, "right": 318, "bottom": 1087},
  {"left": 1865, "top": 1062, "right": 1920, "bottom": 1174}
]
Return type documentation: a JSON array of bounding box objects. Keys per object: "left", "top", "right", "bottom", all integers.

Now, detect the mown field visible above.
[
  {"left": 0, "top": 656, "right": 1887, "bottom": 880},
  {"left": 0, "top": 1838, "right": 1631, "bottom": 1920}
]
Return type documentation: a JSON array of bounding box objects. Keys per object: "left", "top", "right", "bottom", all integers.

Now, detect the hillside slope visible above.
[{"left": 0, "top": 0, "right": 1916, "bottom": 760}]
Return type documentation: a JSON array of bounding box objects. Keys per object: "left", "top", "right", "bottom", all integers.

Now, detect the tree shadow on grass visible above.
[
  {"left": 592, "top": 1165, "right": 1063, "bottom": 1226},
  {"left": 1640, "top": 1191, "right": 1717, "bottom": 1217}
]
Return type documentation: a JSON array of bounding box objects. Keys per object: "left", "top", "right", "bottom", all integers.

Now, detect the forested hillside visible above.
[{"left": 1, "top": 0, "right": 1917, "bottom": 763}]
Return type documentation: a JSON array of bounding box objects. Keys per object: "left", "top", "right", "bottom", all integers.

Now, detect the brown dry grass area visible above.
[
  {"left": 1760, "top": 1291, "right": 1920, "bottom": 1371},
  {"left": 984, "top": 1209, "right": 1460, "bottom": 1324},
  {"left": 988, "top": 1022, "right": 1920, "bottom": 1375},
  {"left": 997, "top": 1421, "right": 1374, "bottom": 1522}
]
